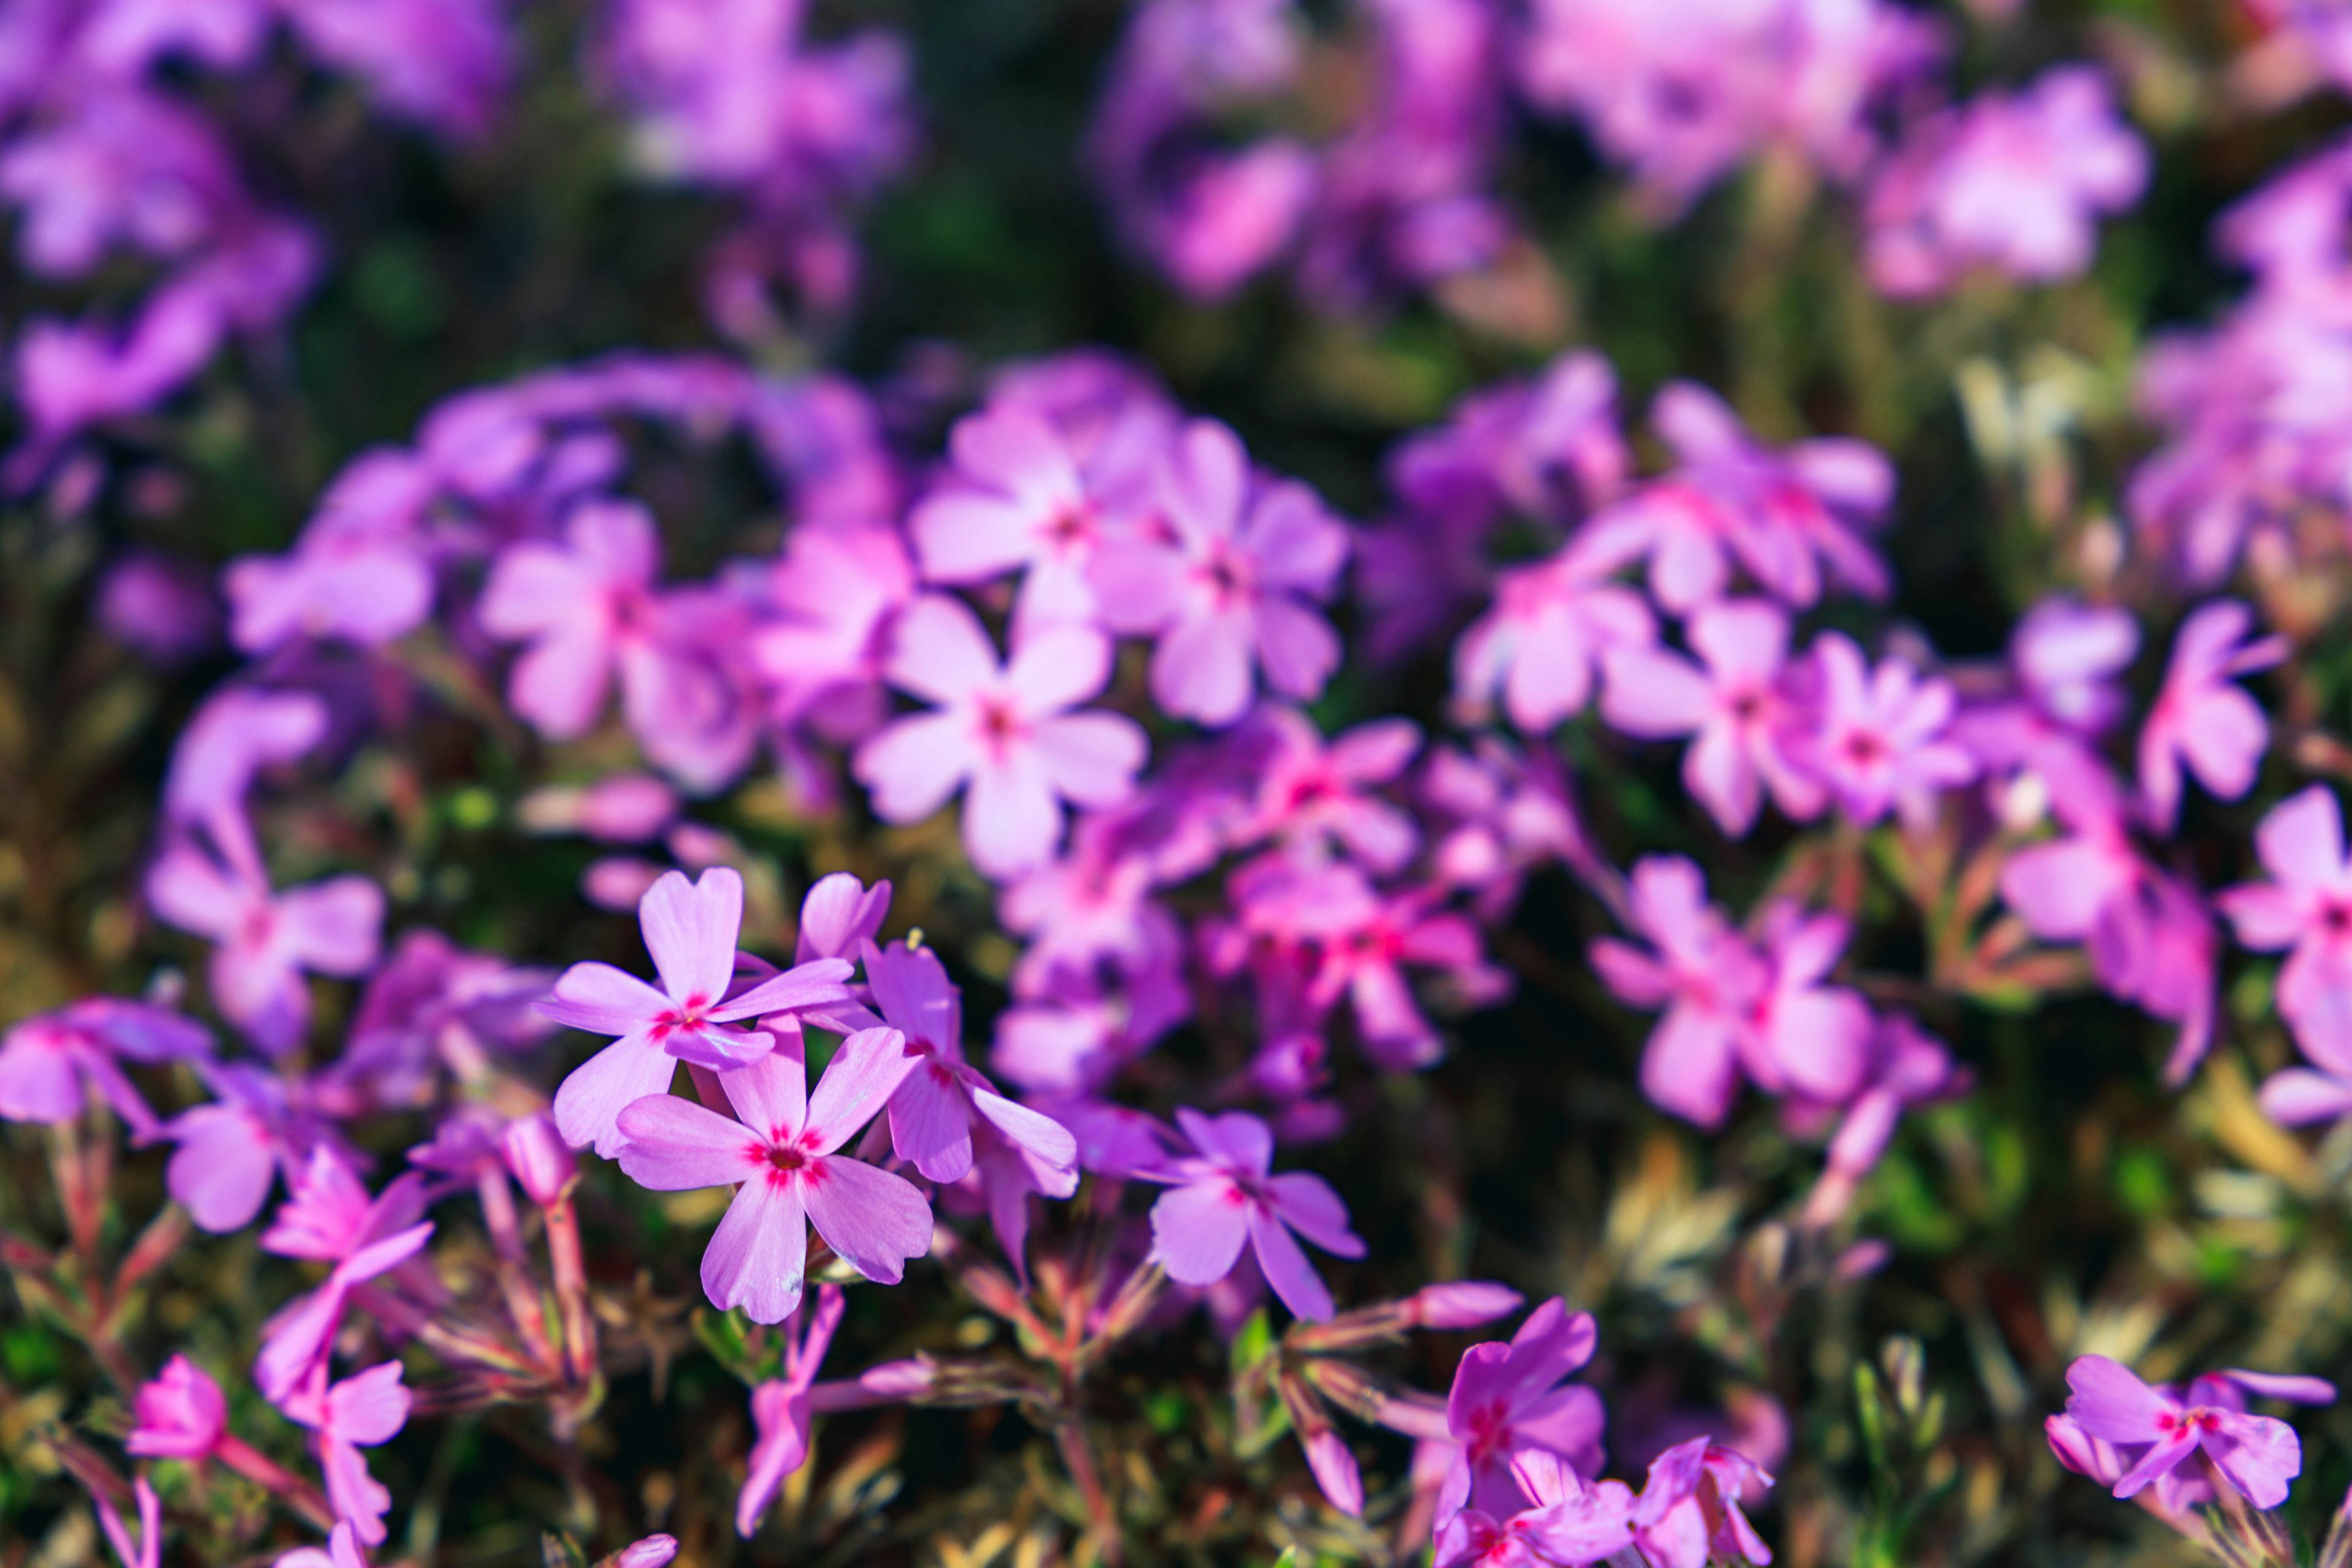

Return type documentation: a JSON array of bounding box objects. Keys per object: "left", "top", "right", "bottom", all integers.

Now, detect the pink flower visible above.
[
  {"left": 478, "top": 499, "right": 758, "bottom": 788},
  {"left": 1142, "top": 1108, "right": 1365, "bottom": 1322},
  {"left": 1740, "top": 903, "right": 1874, "bottom": 1106},
  {"left": 1589, "top": 857, "right": 1767, "bottom": 1129},
  {"left": 611, "top": 1027, "right": 929, "bottom": 1324},
  {"left": 1094, "top": 418, "right": 1352, "bottom": 727},
  {"left": 2136, "top": 600, "right": 2284, "bottom": 832},
  {"left": 283, "top": 1362, "right": 412, "bottom": 1547},
  {"left": 853, "top": 593, "right": 1147, "bottom": 879},
  {"left": 908, "top": 402, "right": 1151, "bottom": 635},
  {"left": 2218, "top": 786, "right": 2352, "bottom": 1066},
  {"left": 2063, "top": 1354, "right": 2305, "bottom": 1509},
  {"left": 1453, "top": 550, "right": 1656, "bottom": 733},
  {"left": 1787, "top": 632, "right": 1975, "bottom": 827},
  {"left": 796, "top": 872, "right": 894, "bottom": 963},
  {"left": 1600, "top": 597, "right": 1820, "bottom": 835},
  {"left": 1629, "top": 1437, "right": 1776, "bottom": 1568},
  {"left": 736, "top": 1286, "right": 845, "bottom": 1537},
  {"left": 1245, "top": 707, "right": 1424, "bottom": 874},
  {"left": 127, "top": 1354, "right": 228, "bottom": 1459},
  {"left": 146, "top": 832, "right": 382, "bottom": 1057},
  {"left": 252, "top": 1150, "right": 435, "bottom": 1404},
  {"left": 1436, "top": 1297, "right": 1607, "bottom": 1526},
  {"left": 541, "top": 867, "right": 853, "bottom": 1157}
]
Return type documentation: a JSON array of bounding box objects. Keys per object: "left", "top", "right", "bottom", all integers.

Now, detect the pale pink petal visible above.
[
  {"left": 970, "top": 1090, "right": 1078, "bottom": 1180},
  {"left": 1174, "top": 1107, "right": 1274, "bottom": 1174},
  {"left": 963, "top": 752, "right": 1062, "bottom": 879},
  {"left": 507, "top": 630, "right": 614, "bottom": 738},
  {"left": 1253, "top": 595, "right": 1342, "bottom": 704},
  {"left": 616, "top": 1093, "right": 765, "bottom": 1189},
  {"left": 888, "top": 1063, "right": 975, "bottom": 1182},
  {"left": 2256, "top": 786, "right": 2344, "bottom": 895},
  {"left": 910, "top": 491, "right": 1041, "bottom": 584},
  {"left": 801, "top": 1156, "right": 933, "bottom": 1284},
  {"left": 276, "top": 878, "right": 384, "bottom": 976},
  {"left": 1152, "top": 608, "right": 1255, "bottom": 726},
  {"left": 717, "top": 1048, "right": 808, "bottom": 1144},
  {"left": 854, "top": 713, "right": 973, "bottom": 824},
  {"left": 322, "top": 1362, "right": 410, "bottom": 1446},
  {"left": 1148, "top": 1178, "right": 1253, "bottom": 1285},
  {"left": 1030, "top": 712, "right": 1146, "bottom": 807},
  {"left": 553, "top": 1036, "right": 680, "bottom": 1158},
  {"left": 2258, "top": 1068, "right": 2352, "bottom": 1126},
  {"left": 639, "top": 867, "right": 742, "bottom": 1006},
  {"left": 1005, "top": 625, "right": 1112, "bottom": 716},
  {"left": 885, "top": 594, "right": 1001, "bottom": 704},
  {"left": 806, "top": 1027, "right": 918, "bottom": 1153},
  {"left": 703, "top": 1177, "right": 809, "bottom": 1325},
  {"left": 1599, "top": 647, "right": 1711, "bottom": 737},
  {"left": 539, "top": 962, "right": 669, "bottom": 1034},
  {"left": 2065, "top": 1355, "right": 2172, "bottom": 1444},
  {"left": 1160, "top": 421, "right": 1248, "bottom": 549},
  {"left": 2203, "top": 1411, "right": 2301, "bottom": 1509}
]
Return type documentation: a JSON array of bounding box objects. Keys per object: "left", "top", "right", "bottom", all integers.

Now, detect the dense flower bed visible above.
[{"left": 12, "top": 1, "right": 2352, "bottom": 1566}]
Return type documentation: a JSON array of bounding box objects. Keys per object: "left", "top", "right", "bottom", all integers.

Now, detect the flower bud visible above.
[
  {"left": 126, "top": 1354, "right": 226, "bottom": 1459},
  {"left": 1302, "top": 1427, "right": 1364, "bottom": 1517},
  {"left": 1409, "top": 1280, "right": 1525, "bottom": 1329},
  {"left": 500, "top": 1112, "right": 577, "bottom": 1206},
  {"left": 605, "top": 1536, "right": 679, "bottom": 1568}
]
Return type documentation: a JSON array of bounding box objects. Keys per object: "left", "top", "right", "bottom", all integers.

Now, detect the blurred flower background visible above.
[{"left": 12, "top": 0, "right": 2352, "bottom": 1566}]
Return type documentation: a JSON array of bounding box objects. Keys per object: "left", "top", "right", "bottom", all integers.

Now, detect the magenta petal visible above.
[
  {"left": 888, "top": 1063, "right": 976, "bottom": 1183},
  {"left": 2111, "top": 1427, "right": 2199, "bottom": 1499},
  {"left": 553, "top": 1036, "right": 680, "bottom": 1158},
  {"left": 2065, "top": 1354, "right": 2173, "bottom": 1444},
  {"left": 1248, "top": 1206, "right": 1334, "bottom": 1322},
  {"left": 540, "top": 962, "right": 669, "bottom": 1034},
  {"left": 639, "top": 867, "right": 742, "bottom": 1007},
  {"left": 1264, "top": 1171, "right": 1364, "bottom": 1257}
]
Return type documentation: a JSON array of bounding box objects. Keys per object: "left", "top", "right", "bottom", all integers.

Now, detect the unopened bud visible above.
[
  {"left": 501, "top": 1112, "right": 577, "bottom": 1206},
  {"left": 600, "top": 1536, "right": 679, "bottom": 1568},
  {"left": 1409, "top": 1281, "right": 1525, "bottom": 1329},
  {"left": 1302, "top": 1427, "right": 1364, "bottom": 1517}
]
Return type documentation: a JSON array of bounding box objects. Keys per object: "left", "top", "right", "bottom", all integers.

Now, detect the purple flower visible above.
[
  {"left": 1629, "top": 1438, "right": 1776, "bottom": 1568},
  {"left": 275, "top": 1521, "right": 371, "bottom": 1568},
  {"left": 1864, "top": 67, "right": 2147, "bottom": 297},
  {"left": 1452, "top": 551, "right": 1656, "bottom": 733},
  {"left": 2220, "top": 786, "right": 2352, "bottom": 1068},
  {"left": 164, "top": 1059, "right": 342, "bottom": 1233},
  {"left": 0, "top": 998, "right": 209, "bottom": 1136},
  {"left": 283, "top": 1362, "right": 412, "bottom": 1547},
  {"left": 853, "top": 593, "right": 1147, "bottom": 879},
  {"left": 2137, "top": 600, "right": 2284, "bottom": 832},
  {"left": 1141, "top": 1108, "right": 1365, "bottom": 1322},
  {"left": 164, "top": 688, "right": 329, "bottom": 865},
  {"left": 331, "top": 929, "right": 554, "bottom": 1108},
  {"left": 612, "top": 1029, "right": 929, "bottom": 1324},
  {"left": 1095, "top": 418, "right": 1351, "bottom": 727},
  {"left": 1589, "top": 857, "right": 1767, "bottom": 1129},
  {"left": 865, "top": 940, "right": 1078, "bottom": 1194},
  {"left": 1245, "top": 707, "right": 1424, "bottom": 874},
  {"left": 1435, "top": 1297, "right": 1607, "bottom": 1526},
  {"left": 1577, "top": 383, "right": 1896, "bottom": 611},
  {"left": 146, "top": 834, "right": 383, "bottom": 1056},
  {"left": 736, "top": 1285, "right": 844, "bottom": 1537},
  {"left": 1787, "top": 632, "right": 1975, "bottom": 828},
  {"left": 222, "top": 462, "right": 434, "bottom": 655},
  {"left": 2063, "top": 1354, "right": 2306, "bottom": 1509},
  {"left": 1434, "top": 1452, "right": 1635, "bottom": 1568},
  {"left": 908, "top": 401, "right": 1152, "bottom": 635},
  {"left": 478, "top": 498, "right": 763, "bottom": 788},
  {"left": 541, "top": 866, "right": 853, "bottom": 1156},
  {"left": 1600, "top": 597, "right": 1820, "bottom": 835}
]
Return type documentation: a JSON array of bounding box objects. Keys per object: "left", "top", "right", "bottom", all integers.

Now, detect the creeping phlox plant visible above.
[{"left": 20, "top": 0, "right": 2352, "bottom": 1566}]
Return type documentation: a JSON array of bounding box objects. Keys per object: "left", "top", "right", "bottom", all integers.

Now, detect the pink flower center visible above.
[
  {"left": 2155, "top": 1406, "right": 2222, "bottom": 1436},
  {"left": 767, "top": 1144, "right": 808, "bottom": 1172},
  {"left": 649, "top": 992, "right": 714, "bottom": 1043},
  {"left": 1463, "top": 1401, "right": 1512, "bottom": 1464},
  {"left": 1841, "top": 729, "right": 1888, "bottom": 768},
  {"left": 976, "top": 696, "right": 1026, "bottom": 761}
]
